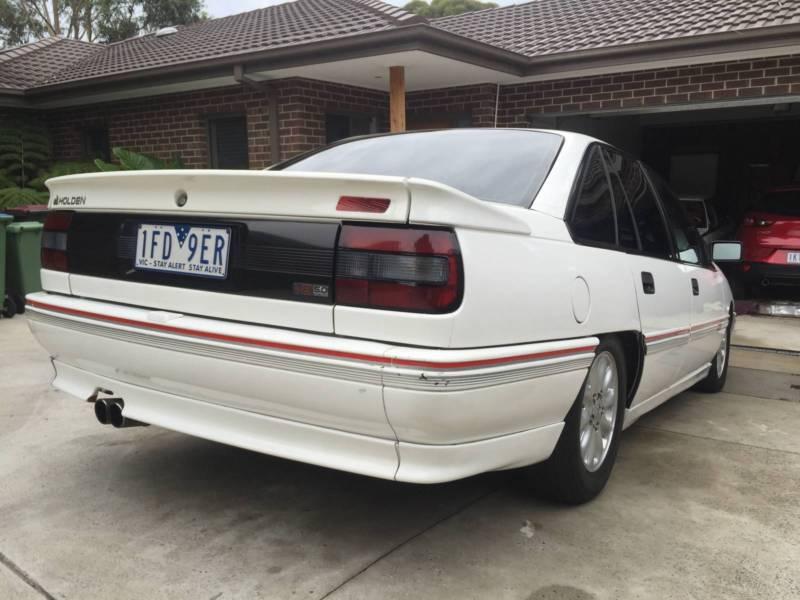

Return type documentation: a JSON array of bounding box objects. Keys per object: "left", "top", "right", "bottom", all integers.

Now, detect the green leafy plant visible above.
[
  {"left": 28, "top": 161, "right": 99, "bottom": 190},
  {"left": 0, "top": 173, "right": 15, "bottom": 188},
  {"left": 95, "top": 147, "right": 185, "bottom": 171},
  {"left": 0, "top": 186, "right": 49, "bottom": 209},
  {"left": 0, "top": 119, "right": 52, "bottom": 188},
  {"left": 403, "top": 0, "right": 497, "bottom": 18}
]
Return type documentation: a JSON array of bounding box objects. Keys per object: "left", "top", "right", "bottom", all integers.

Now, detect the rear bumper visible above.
[
  {"left": 743, "top": 262, "right": 800, "bottom": 287},
  {"left": 26, "top": 292, "right": 595, "bottom": 483}
]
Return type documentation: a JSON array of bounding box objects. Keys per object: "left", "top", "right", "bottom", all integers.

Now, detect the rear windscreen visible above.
[
  {"left": 759, "top": 190, "right": 800, "bottom": 216},
  {"left": 280, "top": 130, "right": 563, "bottom": 207}
]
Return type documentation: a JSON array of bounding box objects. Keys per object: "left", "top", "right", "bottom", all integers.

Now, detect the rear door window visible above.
[
  {"left": 569, "top": 146, "right": 616, "bottom": 246},
  {"left": 618, "top": 158, "right": 672, "bottom": 259},
  {"left": 648, "top": 169, "right": 706, "bottom": 266},
  {"left": 602, "top": 148, "right": 640, "bottom": 251}
]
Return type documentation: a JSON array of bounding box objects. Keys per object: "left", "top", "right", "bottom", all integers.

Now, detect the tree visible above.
[
  {"left": 0, "top": 0, "right": 45, "bottom": 45},
  {"left": 140, "top": 0, "right": 204, "bottom": 32},
  {"left": 0, "top": 118, "right": 51, "bottom": 208},
  {"left": 0, "top": 0, "right": 206, "bottom": 47},
  {"left": 403, "top": 0, "right": 498, "bottom": 18},
  {"left": 94, "top": 0, "right": 138, "bottom": 42}
]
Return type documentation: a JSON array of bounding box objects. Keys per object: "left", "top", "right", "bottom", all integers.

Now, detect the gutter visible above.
[{"left": 0, "top": 89, "right": 29, "bottom": 108}]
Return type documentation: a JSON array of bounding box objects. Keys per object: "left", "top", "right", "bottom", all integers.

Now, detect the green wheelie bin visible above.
[
  {"left": 5, "top": 220, "right": 43, "bottom": 314},
  {"left": 0, "top": 213, "right": 14, "bottom": 318}
]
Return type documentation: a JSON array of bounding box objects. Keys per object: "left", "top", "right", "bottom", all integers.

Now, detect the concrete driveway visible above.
[{"left": 1, "top": 316, "right": 798, "bottom": 600}]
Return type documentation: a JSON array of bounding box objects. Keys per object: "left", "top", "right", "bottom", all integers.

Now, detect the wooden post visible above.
[{"left": 390, "top": 66, "right": 406, "bottom": 133}]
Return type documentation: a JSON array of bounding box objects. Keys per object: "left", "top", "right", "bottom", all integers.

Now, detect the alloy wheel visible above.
[
  {"left": 716, "top": 329, "right": 728, "bottom": 377},
  {"left": 579, "top": 351, "right": 619, "bottom": 473}
]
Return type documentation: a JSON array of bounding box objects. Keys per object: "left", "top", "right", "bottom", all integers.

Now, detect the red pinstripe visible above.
[{"left": 27, "top": 299, "right": 597, "bottom": 370}]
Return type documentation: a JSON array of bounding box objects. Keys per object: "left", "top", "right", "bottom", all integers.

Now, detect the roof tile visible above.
[
  {"left": 39, "top": 0, "right": 408, "bottom": 88},
  {"left": 433, "top": 0, "right": 800, "bottom": 58},
  {"left": 2, "top": 0, "right": 800, "bottom": 93},
  {"left": 0, "top": 37, "right": 99, "bottom": 90}
]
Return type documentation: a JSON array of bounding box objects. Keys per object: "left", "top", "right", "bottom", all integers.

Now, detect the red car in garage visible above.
[{"left": 738, "top": 186, "right": 800, "bottom": 293}]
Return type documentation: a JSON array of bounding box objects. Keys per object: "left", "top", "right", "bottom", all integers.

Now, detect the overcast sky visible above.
[{"left": 204, "top": 0, "right": 518, "bottom": 18}]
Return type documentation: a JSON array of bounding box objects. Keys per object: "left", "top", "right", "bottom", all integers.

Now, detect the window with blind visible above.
[
  {"left": 208, "top": 115, "right": 249, "bottom": 169},
  {"left": 81, "top": 125, "right": 111, "bottom": 162}
]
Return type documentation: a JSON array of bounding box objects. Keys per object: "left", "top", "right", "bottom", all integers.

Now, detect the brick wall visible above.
[
  {"left": 500, "top": 54, "right": 800, "bottom": 126},
  {"left": 276, "top": 78, "right": 389, "bottom": 158},
  {"left": 37, "top": 53, "right": 800, "bottom": 167},
  {"left": 47, "top": 85, "right": 270, "bottom": 168},
  {"left": 45, "top": 78, "right": 390, "bottom": 167},
  {"left": 406, "top": 83, "right": 499, "bottom": 127}
]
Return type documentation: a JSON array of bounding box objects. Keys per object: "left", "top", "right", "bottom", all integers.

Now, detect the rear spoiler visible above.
[{"left": 46, "top": 170, "right": 530, "bottom": 235}]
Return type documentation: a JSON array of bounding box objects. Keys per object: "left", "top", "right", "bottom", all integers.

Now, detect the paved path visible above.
[
  {"left": 733, "top": 314, "right": 800, "bottom": 353},
  {"left": 1, "top": 316, "right": 798, "bottom": 600}
]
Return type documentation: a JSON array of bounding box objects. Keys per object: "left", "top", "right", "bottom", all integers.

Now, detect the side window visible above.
[
  {"left": 570, "top": 146, "right": 616, "bottom": 246},
  {"left": 208, "top": 115, "right": 249, "bottom": 169},
  {"left": 325, "top": 113, "right": 376, "bottom": 144},
  {"left": 81, "top": 125, "right": 110, "bottom": 162},
  {"left": 618, "top": 158, "right": 672, "bottom": 259},
  {"left": 602, "top": 148, "right": 640, "bottom": 251},
  {"left": 647, "top": 169, "right": 706, "bottom": 265}
]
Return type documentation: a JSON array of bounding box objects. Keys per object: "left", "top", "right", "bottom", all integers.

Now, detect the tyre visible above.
[
  {"left": 524, "top": 338, "right": 627, "bottom": 505},
  {"left": 693, "top": 314, "right": 731, "bottom": 393}
]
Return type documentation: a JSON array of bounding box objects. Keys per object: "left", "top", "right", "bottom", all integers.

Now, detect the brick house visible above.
[{"left": 2, "top": 0, "right": 800, "bottom": 212}]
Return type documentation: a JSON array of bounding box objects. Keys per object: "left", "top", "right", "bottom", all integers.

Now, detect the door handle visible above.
[
  {"left": 641, "top": 271, "right": 655, "bottom": 295},
  {"left": 691, "top": 278, "right": 699, "bottom": 296}
]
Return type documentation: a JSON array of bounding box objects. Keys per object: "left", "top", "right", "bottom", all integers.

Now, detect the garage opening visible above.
[{"left": 551, "top": 102, "right": 800, "bottom": 303}]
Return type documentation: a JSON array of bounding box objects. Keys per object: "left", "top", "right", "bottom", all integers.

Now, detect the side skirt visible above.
[{"left": 622, "top": 363, "right": 711, "bottom": 430}]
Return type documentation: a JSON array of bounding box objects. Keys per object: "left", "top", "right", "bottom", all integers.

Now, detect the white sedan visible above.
[{"left": 28, "top": 130, "right": 740, "bottom": 504}]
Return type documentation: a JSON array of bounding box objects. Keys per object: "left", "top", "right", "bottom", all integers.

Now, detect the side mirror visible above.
[{"left": 711, "top": 241, "right": 742, "bottom": 262}]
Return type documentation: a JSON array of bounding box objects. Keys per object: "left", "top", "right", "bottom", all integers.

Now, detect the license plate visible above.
[
  {"left": 135, "top": 223, "right": 231, "bottom": 279},
  {"left": 788, "top": 252, "right": 800, "bottom": 265}
]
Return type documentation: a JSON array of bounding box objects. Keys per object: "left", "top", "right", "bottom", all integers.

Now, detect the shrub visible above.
[
  {"left": 28, "top": 161, "right": 99, "bottom": 191},
  {"left": 0, "top": 120, "right": 52, "bottom": 188},
  {"left": 0, "top": 187, "right": 49, "bottom": 209},
  {"left": 95, "top": 147, "right": 185, "bottom": 171}
]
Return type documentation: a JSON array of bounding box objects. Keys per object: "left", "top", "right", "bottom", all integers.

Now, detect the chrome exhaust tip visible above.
[
  {"left": 108, "top": 399, "right": 148, "bottom": 429},
  {"left": 94, "top": 398, "right": 114, "bottom": 425}
]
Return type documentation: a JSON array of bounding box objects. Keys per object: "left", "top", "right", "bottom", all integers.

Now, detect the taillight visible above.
[
  {"left": 42, "top": 211, "right": 72, "bottom": 271},
  {"left": 743, "top": 216, "right": 773, "bottom": 227},
  {"left": 335, "top": 225, "right": 462, "bottom": 313}
]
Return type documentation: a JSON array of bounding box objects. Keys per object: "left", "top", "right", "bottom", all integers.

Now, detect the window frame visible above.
[
  {"left": 207, "top": 113, "right": 249, "bottom": 169},
  {"left": 567, "top": 143, "right": 676, "bottom": 261},
  {"left": 598, "top": 145, "right": 676, "bottom": 262},
  {"left": 567, "top": 143, "right": 713, "bottom": 267},
  {"left": 324, "top": 111, "right": 379, "bottom": 145},
  {"left": 565, "top": 143, "right": 621, "bottom": 251},
  {"left": 600, "top": 146, "right": 642, "bottom": 253},
  {"left": 621, "top": 155, "right": 676, "bottom": 261},
  {"left": 642, "top": 167, "right": 714, "bottom": 269},
  {"left": 80, "top": 123, "right": 111, "bottom": 162}
]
